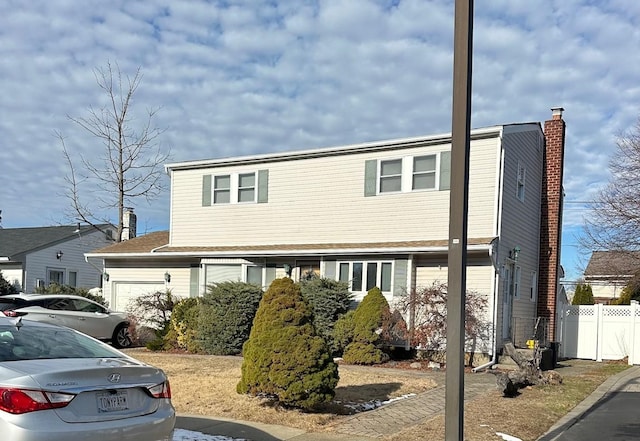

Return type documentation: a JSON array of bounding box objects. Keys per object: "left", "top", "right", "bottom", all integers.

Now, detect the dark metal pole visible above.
[{"left": 445, "top": 0, "right": 474, "bottom": 440}]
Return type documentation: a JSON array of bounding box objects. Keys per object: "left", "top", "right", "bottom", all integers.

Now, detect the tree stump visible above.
[{"left": 493, "top": 342, "right": 562, "bottom": 397}]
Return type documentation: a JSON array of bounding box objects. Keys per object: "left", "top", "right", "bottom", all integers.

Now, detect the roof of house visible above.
[
  {"left": 584, "top": 250, "right": 640, "bottom": 278},
  {"left": 0, "top": 224, "right": 111, "bottom": 259},
  {"left": 88, "top": 231, "right": 495, "bottom": 257}
]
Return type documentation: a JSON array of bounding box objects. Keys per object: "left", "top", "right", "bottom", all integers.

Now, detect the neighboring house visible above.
[
  {"left": 584, "top": 250, "right": 640, "bottom": 304},
  {"left": 87, "top": 107, "right": 567, "bottom": 361},
  {"left": 0, "top": 224, "right": 115, "bottom": 293}
]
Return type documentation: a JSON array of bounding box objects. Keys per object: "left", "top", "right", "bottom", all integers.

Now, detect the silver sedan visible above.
[{"left": 0, "top": 316, "right": 175, "bottom": 440}]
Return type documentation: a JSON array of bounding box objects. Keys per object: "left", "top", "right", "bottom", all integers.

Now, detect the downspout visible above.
[
  {"left": 473, "top": 132, "right": 506, "bottom": 373},
  {"left": 472, "top": 258, "right": 500, "bottom": 372}
]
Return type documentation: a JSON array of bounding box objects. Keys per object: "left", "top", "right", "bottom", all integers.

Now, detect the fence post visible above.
[{"left": 596, "top": 303, "right": 603, "bottom": 362}]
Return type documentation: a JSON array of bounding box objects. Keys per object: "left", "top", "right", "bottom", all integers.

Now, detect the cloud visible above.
[{"left": 1, "top": 0, "right": 639, "bottom": 279}]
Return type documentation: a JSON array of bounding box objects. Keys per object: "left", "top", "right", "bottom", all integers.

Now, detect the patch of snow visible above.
[
  {"left": 496, "top": 432, "right": 522, "bottom": 441},
  {"left": 341, "top": 393, "right": 417, "bottom": 412}
]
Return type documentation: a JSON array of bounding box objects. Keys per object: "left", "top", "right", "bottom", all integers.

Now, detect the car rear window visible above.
[
  {"left": 0, "top": 323, "right": 125, "bottom": 361},
  {"left": 0, "top": 299, "right": 29, "bottom": 311}
]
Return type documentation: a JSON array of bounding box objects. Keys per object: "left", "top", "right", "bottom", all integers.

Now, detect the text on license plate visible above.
[{"left": 97, "top": 391, "right": 129, "bottom": 412}]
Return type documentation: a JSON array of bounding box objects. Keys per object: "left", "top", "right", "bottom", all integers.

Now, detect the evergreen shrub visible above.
[
  {"left": 198, "top": 281, "right": 263, "bottom": 355},
  {"left": 164, "top": 297, "right": 201, "bottom": 352},
  {"left": 237, "top": 278, "right": 338, "bottom": 410},
  {"left": 299, "top": 276, "right": 352, "bottom": 354},
  {"left": 341, "top": 287, "right": 391, "bottom": 365}
]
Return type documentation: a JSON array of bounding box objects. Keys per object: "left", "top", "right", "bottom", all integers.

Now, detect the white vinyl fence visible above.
[{"left": 558, "top": 303, "right": 640, "bottom": 365}]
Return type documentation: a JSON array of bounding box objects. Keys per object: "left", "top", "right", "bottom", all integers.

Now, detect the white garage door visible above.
[{"left": 113, "top": 282, "right": 165, "bottom": 312}]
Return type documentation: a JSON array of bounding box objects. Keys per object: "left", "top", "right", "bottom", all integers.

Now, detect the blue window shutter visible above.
[
  {"left": 364, "top": 160, "right": 377, "bottom": 196},
  {"left": 202, "top": 175, "right": 212, "bottom": 206},
  {"left": 258, "top": 170, "right": 269, "bottom": 203},
  {"left": 439, "top": 151, "right": 451, "bottom": 191}
]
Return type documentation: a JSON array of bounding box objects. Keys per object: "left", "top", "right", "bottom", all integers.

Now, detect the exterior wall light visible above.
[
  {"left": 164, "top": 271, "right": 171, "bottom": 283},
  {"left": 510, "top": 246, "right": 521, "bottom": 262},
  {"left": 56, "top": 250, "right": 64, "bottom": 260},
  {"left": 103, "top": 272, "right": 109, "bottom": 281},
  {"left": 283, "top": 264, "right": 292, "bottom": 277}
]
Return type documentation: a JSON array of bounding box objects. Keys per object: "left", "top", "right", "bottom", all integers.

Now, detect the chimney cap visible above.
[{"left": 551, "top": 107, "right": 564, "bottom": 119}]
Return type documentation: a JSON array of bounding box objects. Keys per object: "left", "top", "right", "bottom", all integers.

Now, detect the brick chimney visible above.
[{"left": 538, "top": 107, "right": 565, "bottom": 341}]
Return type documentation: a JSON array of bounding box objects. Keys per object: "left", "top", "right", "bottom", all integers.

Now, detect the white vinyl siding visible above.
[{"left": 170, "top": 130, "right": 513, "bottom": 247}]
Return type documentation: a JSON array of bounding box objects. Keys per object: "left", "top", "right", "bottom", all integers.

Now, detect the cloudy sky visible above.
[{"left": 1, "top": 0, "right": 638, "bottom": 281}]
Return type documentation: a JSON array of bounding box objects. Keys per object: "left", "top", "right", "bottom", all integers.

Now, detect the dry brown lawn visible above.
[
  {"left": 127, "top": 349, "right": 437, "bottom": 431},
  {"left": 127, "top": 349, "right": 629, "bottom": 440}
]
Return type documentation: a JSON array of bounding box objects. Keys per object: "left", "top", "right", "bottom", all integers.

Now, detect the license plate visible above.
[{"left": 97, "top": 391, "right": 128, "bottom": 412}]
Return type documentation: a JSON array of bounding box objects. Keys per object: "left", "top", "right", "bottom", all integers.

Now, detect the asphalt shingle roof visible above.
[
  {"left": 584, "top": 250, "right": 640, "bottom": 277},
  {"left": 90, "top": 232, "right": 494, "bottom": 256},
  {"left": 0, "top": 225, "right": 110, "bottom": 258}
]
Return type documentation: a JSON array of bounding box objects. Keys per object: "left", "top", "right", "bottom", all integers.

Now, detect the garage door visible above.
[{"left": 113, "top": 282, "right": 165, "bottom": 312}]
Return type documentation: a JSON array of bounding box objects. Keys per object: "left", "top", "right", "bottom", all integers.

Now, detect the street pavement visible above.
[
  {"left": 175, "top": 361, "right": 640, "bottom": 441},
  {"left": 538, "top": 364, "right": 640, "bottom": 441}
]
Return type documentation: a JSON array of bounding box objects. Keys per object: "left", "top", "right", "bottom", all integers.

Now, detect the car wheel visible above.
[{"left": 112, "top": 324, "right": 132, "bottom": 349}]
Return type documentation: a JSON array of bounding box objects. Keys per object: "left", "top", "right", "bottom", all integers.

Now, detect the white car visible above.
[
  {"left": 0, "top": 316, "right": 175, "bottom": 441},
  {"left": 0, "top": 294, "right": 131, "bottom": 348}
]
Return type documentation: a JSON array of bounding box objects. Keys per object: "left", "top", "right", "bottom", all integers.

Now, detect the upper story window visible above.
[
  {"left": 516, "top": 162, "right": 526, "bottom": 202},
  {"left": 365, "top": 151, "right": 450, "bottom": 197},
  {"left": 412, "top": 155, "right": 437, "bottom": 190},
  {"left": 238, "top": 173, "right": 256, "bottom": 203},
  {"left": 379, "top": 159, "right": 402, "bottom": 193},
  {"left": 202, "top": 170, "right": 269, "bottom": 207},
  {"left": 214, "top": 175, "right": 231, "bottom": 204}
]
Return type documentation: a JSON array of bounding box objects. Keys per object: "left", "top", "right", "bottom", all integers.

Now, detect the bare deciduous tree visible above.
[
  {"left": 581, "top": 118, "right": 640, "bottom": 273},
  {"left": 59, "top": 61, "right": 170, "bottom": 241}
]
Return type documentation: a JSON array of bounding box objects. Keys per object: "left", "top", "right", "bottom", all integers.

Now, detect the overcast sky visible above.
[{"left": 1, "top": 0, "right": 638, "bottom": 281}]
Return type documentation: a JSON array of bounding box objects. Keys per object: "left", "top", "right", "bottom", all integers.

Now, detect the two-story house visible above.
[
  {"left": 87, "top": 107, "right": 567, "bottom": 363},
  {"left": 0, "top": 224, "right": 115, "bottom": 293}
]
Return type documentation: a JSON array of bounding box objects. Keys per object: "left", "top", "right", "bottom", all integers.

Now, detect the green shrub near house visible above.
[
  {"left": 341, "top": 287, "right": 392, "bottom": 365},
  {"left": 0, "top": 271, "right": 18, "bottom": 296},
  {"left": 198, "top": 281, "right": 263, "bottom": 355},
  {"left": 299, "top": 276, "right": 353, "bottom": 354},
  {"left": 237, "top": 278, "right": 338, "bottom": 410},
  {"left": 164, "top": 297, "right": 202, "bottom": 352}
]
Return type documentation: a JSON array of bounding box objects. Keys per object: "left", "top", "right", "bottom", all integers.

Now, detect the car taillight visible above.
[
  {"left": 146, "top": 381, "right": 171, "bottom": 399},
  {"left": 2, "top": 310, "right": 26, "bottom": 318},
  {"left": 0, "top": 388, "right": 75, "bottom": 414}
]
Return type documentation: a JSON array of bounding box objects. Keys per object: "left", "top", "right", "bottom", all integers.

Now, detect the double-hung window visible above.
[
  {"left": 379, "top": 159, "right": 402, "bottom": 193},
  {"left": 214, "top": 175, "right": 231, "bottom": 204},
  {"left": 517, "top": 162, "right": 526, "bottom": 202},
  {"left": 203, "top": 170, "right": 268, "bottom": 206},
  {"left": 238, "top": 172, "right": 256, "bottom": 203},
  {"left": 412, "top": 155, "right": 437, "bottom": 190}
]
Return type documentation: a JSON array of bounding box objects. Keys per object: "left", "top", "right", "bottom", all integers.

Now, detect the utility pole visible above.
[{"left": 445, "top": 0, "right": 474, "bottom": 440}]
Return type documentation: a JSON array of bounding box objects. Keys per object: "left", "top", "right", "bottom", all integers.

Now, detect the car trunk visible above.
[{"left": 0, "top": 358, "right": 167, "bottom": 423}]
